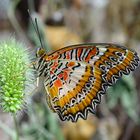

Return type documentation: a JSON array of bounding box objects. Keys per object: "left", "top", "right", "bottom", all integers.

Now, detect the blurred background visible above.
[{"left": 0, "top": 0, "right": 140, "bottom": 140}]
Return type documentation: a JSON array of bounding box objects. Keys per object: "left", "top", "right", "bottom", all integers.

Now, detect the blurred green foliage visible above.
[
  {"left": 107, "top": 74, "right": 139, "bottom": 123},
  {"left": 20, "top": 97, "right": 64, "bottom": 140}
]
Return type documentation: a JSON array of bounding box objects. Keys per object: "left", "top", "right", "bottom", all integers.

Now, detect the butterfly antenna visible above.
[
  {"left": 28, "top": 10, "right": 44, "bottom": 48},
  {"left": 35, "top": 18, "right": 44, "bottom": 48}
]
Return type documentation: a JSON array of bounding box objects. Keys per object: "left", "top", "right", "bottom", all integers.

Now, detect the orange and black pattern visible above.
[{"left": 35, "top": 43, "right": 139, "bottom": 122}]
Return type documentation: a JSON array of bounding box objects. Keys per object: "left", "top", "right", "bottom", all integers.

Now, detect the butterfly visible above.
[{"left": 34, "top": 43, "right": 139, "bottom": 122}]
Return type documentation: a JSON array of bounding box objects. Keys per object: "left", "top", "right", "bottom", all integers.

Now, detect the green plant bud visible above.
[{"left": 0, "top": 38, "right": 32, "bottom": 113}]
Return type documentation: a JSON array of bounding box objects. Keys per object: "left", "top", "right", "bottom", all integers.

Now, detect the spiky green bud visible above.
[{"left": 0, "top": 38, "right": 31, "bottom": 113}]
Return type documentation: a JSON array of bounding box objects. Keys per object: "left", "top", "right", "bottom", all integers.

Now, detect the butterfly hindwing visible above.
[
  {"left": 44, "top": 59, "right": 107, "bottom": 122},
  {"left": 39, "top": 43, "right": 139, "bottom": 122}
]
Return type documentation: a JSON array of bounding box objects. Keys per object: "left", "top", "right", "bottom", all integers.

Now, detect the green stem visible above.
[{"left": 13, "top": 114, "right": 19, "bottom": 140}]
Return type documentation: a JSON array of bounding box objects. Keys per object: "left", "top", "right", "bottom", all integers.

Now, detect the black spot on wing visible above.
[{"left": 72, "top": 62, "right": 81, "bottom": 70}]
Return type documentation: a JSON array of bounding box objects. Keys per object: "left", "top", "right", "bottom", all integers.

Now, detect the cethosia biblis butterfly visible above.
[
  {"left": 28, "top": 11, "right": 139, "bottom": 122},
  {"left": 35, "top": 43, "right": 139, "bottom": 122}
]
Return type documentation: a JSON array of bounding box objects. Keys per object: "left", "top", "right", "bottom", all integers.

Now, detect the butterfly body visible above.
[{"left": 35, "top": 43, "right": 139, "bottom": 122}]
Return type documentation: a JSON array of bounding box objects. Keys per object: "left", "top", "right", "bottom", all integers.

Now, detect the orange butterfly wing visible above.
[{"left": 41, "top": 43, "right": 139, "bottom": 122}]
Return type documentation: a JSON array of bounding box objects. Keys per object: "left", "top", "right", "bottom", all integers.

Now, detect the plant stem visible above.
[{"left": 13, "top": 114, "right": 19, "bottom": 140}]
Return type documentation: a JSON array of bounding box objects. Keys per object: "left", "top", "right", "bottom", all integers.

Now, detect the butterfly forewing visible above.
[{"left": 37, "top": 43, "right": 139, "bottom": 122}]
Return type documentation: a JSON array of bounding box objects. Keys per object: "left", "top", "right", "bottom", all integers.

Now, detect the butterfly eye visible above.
[{"left": 36, "top": 48, "right": 45, "bottom": 57}]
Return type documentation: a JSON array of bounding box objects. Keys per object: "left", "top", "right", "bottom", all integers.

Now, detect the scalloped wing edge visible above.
[{"left": 56, "top": 53, "right": 139, "bottom": 122}]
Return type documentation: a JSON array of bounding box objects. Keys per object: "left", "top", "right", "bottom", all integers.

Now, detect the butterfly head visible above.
[
  {"left": 35, "top": 48, "right": 49, "bottom": 77},
  {"left": 36, "top": 48, "right": 46, "bottom": 58}
]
